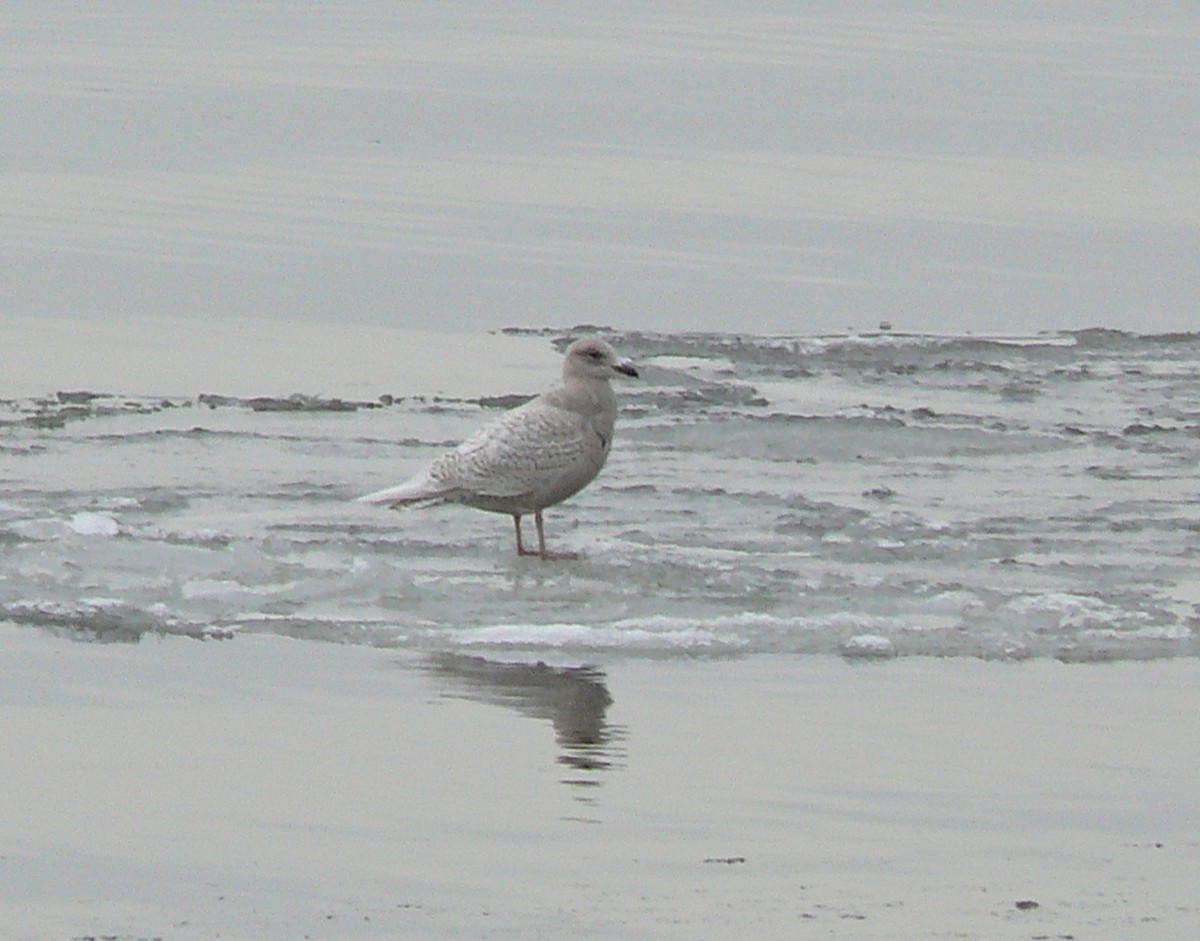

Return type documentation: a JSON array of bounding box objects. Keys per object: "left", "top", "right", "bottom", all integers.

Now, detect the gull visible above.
[{"left": 359, "top": 337, "right": 638, "bottom": 559}]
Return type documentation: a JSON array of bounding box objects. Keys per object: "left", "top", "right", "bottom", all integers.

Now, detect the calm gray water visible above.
[
  {"left": 3, "top": 328, "right": 1199, "bottom": 661},
  {"left": 4, "top": 7, "right": 1198, "bottom": 661},
  {"left": 3, "top": 3, "right": 1198, "bottom": 336}
]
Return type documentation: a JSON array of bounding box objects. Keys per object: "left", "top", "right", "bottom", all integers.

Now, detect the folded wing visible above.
[{"left": 361, "top": 397, "right": 609, "bottom": 514}]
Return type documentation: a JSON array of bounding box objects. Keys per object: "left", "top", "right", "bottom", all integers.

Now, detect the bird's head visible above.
[{"left": 564, "top": 337, "right": 639, "bottom": 381}]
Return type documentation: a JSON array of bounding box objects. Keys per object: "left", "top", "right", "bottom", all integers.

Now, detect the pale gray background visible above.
[{"left": 3, "top": 2, "right": 1197, "bottom": 335}]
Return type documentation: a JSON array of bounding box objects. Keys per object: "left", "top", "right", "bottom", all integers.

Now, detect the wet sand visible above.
[{"left": 3, "top": 628, "right": 1197, "bottom": 940}]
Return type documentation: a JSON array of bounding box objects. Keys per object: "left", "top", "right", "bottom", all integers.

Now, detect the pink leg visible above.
[
  {"left": 534, "top": 510, "right": 578, "bottom": 561},
  {"left": 514, "top": 514, "right": 536, "bottom": 556}
]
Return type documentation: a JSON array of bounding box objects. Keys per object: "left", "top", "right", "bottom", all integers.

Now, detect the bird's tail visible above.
[{"left": 357, "top": 476, "right": 447, "bottom": 509}]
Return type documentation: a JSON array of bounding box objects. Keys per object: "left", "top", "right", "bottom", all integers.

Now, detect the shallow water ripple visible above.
[{"left": 2, "top": 330, "right": 1198, "bottom": 661}]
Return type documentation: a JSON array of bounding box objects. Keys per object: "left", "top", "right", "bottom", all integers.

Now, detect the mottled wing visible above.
[{"left": 428, "top": 397, "right": 604, "bottom": 504}]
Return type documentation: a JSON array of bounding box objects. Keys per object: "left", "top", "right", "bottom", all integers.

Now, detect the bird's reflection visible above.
[{"left": 421, "top": 653, "right": 625, "bottom": 795}]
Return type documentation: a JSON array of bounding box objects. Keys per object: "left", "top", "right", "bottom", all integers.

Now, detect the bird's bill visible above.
[{"left": 613, "top": 359, "right": 639, "bottom": 378}]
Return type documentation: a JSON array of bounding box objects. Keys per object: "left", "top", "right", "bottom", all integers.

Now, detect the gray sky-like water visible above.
[{"left": 3, "top": 2, "right": 1198, "bottom": 336}]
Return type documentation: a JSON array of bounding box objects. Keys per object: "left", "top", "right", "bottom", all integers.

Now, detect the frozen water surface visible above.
[{"left": 3, "top": 328, "right": 1198, "bottom": 662}]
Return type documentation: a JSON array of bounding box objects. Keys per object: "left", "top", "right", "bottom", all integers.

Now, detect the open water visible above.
[
  {"left": 3, "top": 327, "right": 1198, "bottom": 662},
  {"left": 4, "top": 3, "right": 1199, "bottom": 663}
]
